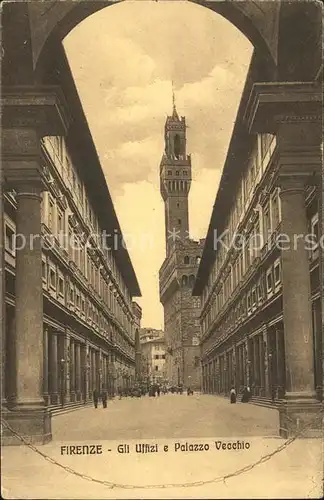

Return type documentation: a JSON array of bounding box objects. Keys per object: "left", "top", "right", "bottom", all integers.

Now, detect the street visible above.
[
  {"left": 52, "top": 393, "right": 279, "bottom": 440},
  {"left": 2, "top": 395, "right": 322, "bottom": 499}
]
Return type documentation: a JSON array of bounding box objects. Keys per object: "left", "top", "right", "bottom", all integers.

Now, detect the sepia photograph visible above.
[{"left": 1, "top": 0, "right": 323, "bottom": 498}]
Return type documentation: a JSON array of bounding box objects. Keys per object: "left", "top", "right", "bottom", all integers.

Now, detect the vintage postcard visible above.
[{"left": 1, "top": 0, "right": 323, "bottom": 498}]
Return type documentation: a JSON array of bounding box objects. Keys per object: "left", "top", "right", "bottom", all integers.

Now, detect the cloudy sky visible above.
[{"left": 63, "top": 0, "right": 252, "bottom": 329}]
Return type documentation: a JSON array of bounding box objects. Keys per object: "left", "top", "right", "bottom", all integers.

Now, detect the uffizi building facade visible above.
[
  {"left": 193, "top": 52, "right": 322, "bottom": 437},
  {"left": 2, "top": 47, "right": 141, "bottom": 444}
]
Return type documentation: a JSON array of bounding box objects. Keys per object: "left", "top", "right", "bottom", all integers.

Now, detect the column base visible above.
[
  {"left": 279, "top": 396, "right": 323, "bottom": 438},
  {"left": 1, "top": 407, "right": 52, "bottom": 446}
]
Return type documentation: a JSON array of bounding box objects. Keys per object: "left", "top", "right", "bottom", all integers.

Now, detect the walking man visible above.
[{"left": 93, "top": 388, "right": 99, "bottom": 409}]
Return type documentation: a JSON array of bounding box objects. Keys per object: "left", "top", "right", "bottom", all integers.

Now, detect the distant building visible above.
[
  {"left": 140, "top": 328, "right": 164, "bottom": 343},
  {"left": 140, "top": 329, "right": 166, "bottom": 384},
  {"left": 159, "top": 103, "right": 203, "bottom": 390}
]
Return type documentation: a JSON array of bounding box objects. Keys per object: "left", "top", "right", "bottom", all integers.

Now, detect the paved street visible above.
[
  {"left": 2, "top": 395, "right": 322, "bottom": 499},
  {"left": 53, "top": 394, "right": 279, "bottom": 440}
]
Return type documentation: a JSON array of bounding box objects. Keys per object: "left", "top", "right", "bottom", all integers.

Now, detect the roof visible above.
[{"left": 44, "top": 44, "right": 141, "bottom": 296}]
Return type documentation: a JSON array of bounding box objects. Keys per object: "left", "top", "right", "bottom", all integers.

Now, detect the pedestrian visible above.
[
  {"left": 230, "top": 386, "right": 236, "bottom": 403},
  {"left": 101, "top": 389, "right": 107, "bottom": 408},
  {"left": 93, "top": 388, "right": 99, "bottom": 409},
  {"left": 156, "top": 385, "right": 160, "bottom": 397},
  {"left": 241, "top": 387, "right": 249, "bottom": 403},
  {"left": 118, "top": 386, "right": 122, "bottom": 400}
]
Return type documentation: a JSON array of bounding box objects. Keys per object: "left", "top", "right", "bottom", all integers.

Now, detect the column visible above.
[
  {"left": 14, "top": 179, "right": 44, "bottom": 409},
  {"left": 75, "top": 342, "right": 81, "bottom": 400},
  {"left": 70, "top": 340, "right": 75, "bottom": 402},
  {"left": 92, "top": 349, "right": 96, "bottom": 391},
  {"left": 43, "top": 329, "right": 49, "bottom": 405},
  {"left": 259, "top": 333, "right": 266, "bottom": 396},
  {"left": 64, "top": 332, "right": 70, "bottom": 404},
  {"left": 50, "top": 333, "right": 58, "bottom": 404},
  {"left": 276, "top": 137, "right": 321, "bottom": 435},
  {"left": 279, "top": 175, "right": 316, "bottom": 398}
]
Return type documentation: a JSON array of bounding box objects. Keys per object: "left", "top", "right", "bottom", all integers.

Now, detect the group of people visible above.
[{"left": 229, "top": 386, "right": 252, "bottom": 404}]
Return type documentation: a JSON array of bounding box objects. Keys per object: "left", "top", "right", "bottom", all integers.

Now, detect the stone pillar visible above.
[
  {"left": 70, "top": 340, "right": 75, "bottom": 402},
  {"left": 43, "top": 329, "right": 49, "bottom": 406},
  {"left": 64, "top": 333, "right": 71, "bottom": 403},
  {"left": 75, "top": 342, "right": 81, "bottom": 400},
  {"left": 279, "top": 176, "right": 315, "bottom": 397},
  {"left": 50, "top": 333, "right": 59, "bottom": 404},
  {"left": 259, "top": 333, "right": 266, "bottom": 396},
  {"left": 278, "top": 168, "right": 321, "bottom": 435},
  {"left": 92, "top": 349, "right": 96, "bottom": 391}
]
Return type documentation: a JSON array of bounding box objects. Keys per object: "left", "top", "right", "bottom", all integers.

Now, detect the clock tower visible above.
[{"left": 160, "top": 102, "right": 191, "bottom": 255}]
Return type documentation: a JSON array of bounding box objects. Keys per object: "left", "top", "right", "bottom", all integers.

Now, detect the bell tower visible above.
[{"left": 160, "top": 97, "right": 192, "bottom": 255}]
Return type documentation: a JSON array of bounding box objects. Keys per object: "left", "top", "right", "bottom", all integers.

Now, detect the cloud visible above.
[{"left": 63, "top": 1, "right": 253, "bottom": 327}]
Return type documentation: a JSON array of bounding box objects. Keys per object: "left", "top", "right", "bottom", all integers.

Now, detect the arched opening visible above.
[
  {"left": 184, "top": 256, "right": 190, "bottom": 265},
  {"left": 181, "top": 275, "right": 188, "bottom": 288},
  {"left": 174, "top": 134, "right": 181, "bottom": 159},
  {"left": 32, "top": 1, "right": 278, "bottom": 79}
]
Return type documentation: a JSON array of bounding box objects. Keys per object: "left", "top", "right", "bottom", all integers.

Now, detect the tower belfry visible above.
[{"left": 160, "top": 92, "right": 192, "bottom": 255}]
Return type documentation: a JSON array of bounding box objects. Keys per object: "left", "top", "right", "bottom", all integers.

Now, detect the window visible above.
[
  {"left": 257, "top": 277, "right": 264, "bottom": 304},
  {"left": 274, "top": 258, "right": 281, "bottom": 289},
  {"left": 266, "top": 267, "right": 273, "bottom": 297},
  {"left": 181, "top": 275, "right": 188, "bottom": 287},
  {"left": 184, "top": 255, "right": 189, "bottom": 264},
  {"left": 58, "top": 276, "right": 64, "bottom": 297},
  {"left": 5, "top": 224, "right": 15, "bottom": 254},
  {"left": 57, "top": 207, "right": 64, "bottom": 237},
  {"left": 155, "top": 365, "right": 159, "bottom": 371},
  {"left": 174, "top": 134, "right": 181, "bottom": 158},
  {"left": 48, "top": 197, "right": 55, "bottom": 232},
  {"left": 42, "top": 259, "right": 47, "bottom": 283},
  {"left": 196, "top": 256, "right": 201, "bottom": 265},
  {"left": 247, "top": 291, "right": 252, "bottom": 315},
  {"left": 263, "top": 203, "right": 271, "bottom": 242},
  {"left": 271, "top": 189, "right": 280, "bottom": 230},
  {"left": 178, "top": 219, "right": 181, "bottom": 225},
  {"left": 176, "top": 202, "right": 180, "bottom": 208},
  {"left": 183, "top": 170, "right": 187, "bottom": 176},
  {"left": 154, "top": 355, "right": 159, "bottom": 359},
  {"left": 252, "top": 287, "right": 257, "bottom": 310},
  {"left": 70, "top": 285, "right": 74, "bottom": 304},
  {"left": 162, "top": 354, "right": 166, "bottom": 360},
  {"left": 176, "top": 170, "right": 180, "bottom": 176},
  {"left": 310, "top": 213, "right": 319, "bottom": 260},
  {"left": 168, "top": 170, "right": 172, "bottom": 176},
  {"left": 49, "top": 267, "right": 56, "bottom": 289}
]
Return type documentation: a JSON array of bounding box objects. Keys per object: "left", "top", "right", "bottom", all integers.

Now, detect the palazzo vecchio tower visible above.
[{"left": 159, "top": 98, "right": 204, "bottom": 390}]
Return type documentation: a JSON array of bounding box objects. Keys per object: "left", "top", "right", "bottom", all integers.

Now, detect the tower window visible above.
[
  {"left": 168, "top": 170, "right": 172, "bottom": 176},
  {"left": 178, "top": 219, "right": 181, "bottom": 225},
  {"left": 177, "top": 202, "right": 180, "bottom": 208},
  {"left": 181, "top": 275, "right": 188, "bottom": 287},
  {"left": 184, "top": 256, "right": 190, "bottom": 264},
  {"left": 174, "top": 134, "right": 181, "bottom": 158},
  {"left": 183, "top": 170, "right": 188, "bottom": 176},
  {"left": 176, "top": 171, "right": 179, "bottom": 176}
]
